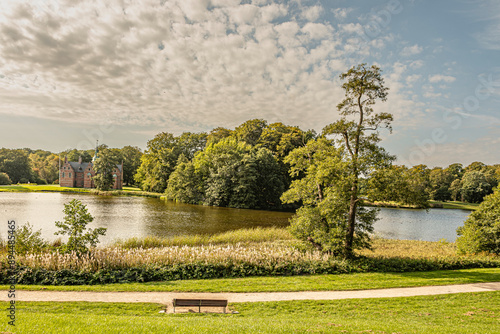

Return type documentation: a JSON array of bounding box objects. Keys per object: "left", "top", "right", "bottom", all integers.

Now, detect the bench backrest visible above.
[{"left": 173, "top": 299, "right": 228, "bottom": 307}]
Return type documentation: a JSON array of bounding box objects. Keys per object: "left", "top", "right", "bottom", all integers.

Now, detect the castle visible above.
[{"left": 59, "top": 147, "right": 123, "bottom": 189}]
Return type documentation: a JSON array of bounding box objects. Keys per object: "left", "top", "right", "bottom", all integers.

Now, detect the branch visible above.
[{"left": 307, "top": 237, "right": 324, "bottom": 252}]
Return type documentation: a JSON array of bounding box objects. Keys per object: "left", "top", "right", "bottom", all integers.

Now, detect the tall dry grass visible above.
[{"left": 9, "top": 243, "right": 331, "bottom": 272}]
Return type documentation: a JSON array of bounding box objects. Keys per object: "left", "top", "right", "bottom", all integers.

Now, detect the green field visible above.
[
  {"left": 0, "top": 184, "right": 160, "bottom": 197},
  {"left": 428, "top": 200, "right": 480, "bottom": 211},
  {"left": 4, "top": 268, "right": 499, "bottom": 293},
  {"left": 3, "top": 292, "right": 498, "bottom": 333}
]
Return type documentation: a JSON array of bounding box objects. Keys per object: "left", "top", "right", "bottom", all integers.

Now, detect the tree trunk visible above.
[{"left": 345, "top": 185, "right": 357, "bottom": 257}]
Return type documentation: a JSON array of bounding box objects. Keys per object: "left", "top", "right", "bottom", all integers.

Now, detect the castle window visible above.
[
  {"left": 62, "top": 172, "right": 65, "bottom": 178},
  {"left": 113, "top": 174, "right": 117, "bottom": 178},
  {"left": 69, "top": 173, "right": 72, "bottom": 178}
]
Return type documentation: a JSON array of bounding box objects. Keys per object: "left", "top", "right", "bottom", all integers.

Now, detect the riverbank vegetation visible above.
[
  {"left": 3, "top": 292, "right": 499, "bottom": 334},
  {"left": 1, "top": 226, "right": 499, "bottom": 286}
]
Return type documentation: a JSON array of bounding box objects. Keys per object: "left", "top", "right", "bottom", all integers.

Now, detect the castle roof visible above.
[
  {"left": 68, "top": 161, "right": 91, "bottom": 171},
  {"left": 67, "top": 161, "right": 122, "bottom": 172}
]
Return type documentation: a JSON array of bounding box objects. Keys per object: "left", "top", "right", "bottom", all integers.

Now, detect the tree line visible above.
[{"left": 0, "top": 127, "right": 498, "bottom": 206}]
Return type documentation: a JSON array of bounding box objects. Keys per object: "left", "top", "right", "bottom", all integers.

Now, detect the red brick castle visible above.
[{"left": 59, "top": 147, "right": 123, "bottom": 189}]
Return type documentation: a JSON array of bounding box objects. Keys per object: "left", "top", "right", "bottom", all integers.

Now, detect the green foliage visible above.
[
  {"left": 62, "top": 149, "right": 92, "bottom": 163},
  {"left": 457, "top": 188, "right": 500, "bottom": 255},
  {"left": 367, "top": 165, "right": 429, "bottom": 207},
  {"left": 0, "top": 148, "right": 34, "bottom": 183},
  {"left": 460, "top": 170, "right": 494, "bottom": 203},
  {"left": 54, "top": 199, "right": 106, "bottom": 254},
  {"left": 92, "top": 148, "right": 120, "bottom": 191},
  {"left": 0, "top": 172, "right": 11, "bottom": 185},
  {"left": 234, "top": 118, "right": 268, "bottom": 146},
  {"left": 14, "top": 223, "right": 49, "bottom": 254},
  {"left": 120, "top": 146, "right": 142, "bottom": 186},
  {"left": 167, "top": 138, "right": 285, "bottom": 209},
  {"left": 165, "top": 155, "right": 204, "bottom": 204},
  {"left": 134, "top": 132, "right": 207, "bottom": 193},
  {"left": 29, "top": 151, "right": 60, "bottom": 184},
  {"left": 284, "top": 64, "right": 394, "bottom": 257}
]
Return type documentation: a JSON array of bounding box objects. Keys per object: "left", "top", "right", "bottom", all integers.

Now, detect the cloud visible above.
[
  {"left": 331, "top": 8, "right": 353, "bottom": 20},
  {"left": 300, "top": 5, "right": 323, "bottom": 22},
  {"left": 0, "top": 0, "right": 351, "bottom": 134},
  {"left": 428, "top": 75, "right": 456, "bottom": 83},
  {"left": 401, "top": 44, "right": 422, "bottom": 57}
]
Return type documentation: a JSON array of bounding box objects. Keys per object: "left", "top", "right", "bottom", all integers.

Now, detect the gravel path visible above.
[{"left": 2, "top": 282, "right": 499, "bottom": 305}]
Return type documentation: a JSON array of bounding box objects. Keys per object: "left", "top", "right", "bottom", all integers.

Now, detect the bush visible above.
[
  {"left": 457, "top": 188, "right": 500, "bottom": 255},
  {"left": 14, "top": 223, "right": 48, "bottom": 254},
  {"left": 0, "top": 172, "right": 11, "bottom": 185}
]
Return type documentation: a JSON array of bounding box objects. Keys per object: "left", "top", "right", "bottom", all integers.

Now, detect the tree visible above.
[
  {"left": 120, "top": 146, "right": 142, "bottom": 186},
  {"left": 366, "top": 165, "right": 429, "bottom": 207},
  {"left": 234, "top": 119, "right": 268, "bottom": 146},
  {"left": 93, "top": 147, "right": 120, "bottom": 191},
  {"left": 428, "top": 167, "right": 454, "bottom": 201},
  {"left": 207, "top": 127, "right": 233, "bottom": 145},
  {"left": 134, "top": 132, "right": 207, "bottom": 192},
  {"left": 55, "top": 199, "right": 106, "bottom": 254},
  {"left": 456, "top": 188, "right": 500, "bottom": 255},
  {"left": 167, "top": 138, "right": 285, "bottom": 209},
  {"left": 460, "top": 171, "right": 493, "bottom": 203},
  {"left": 0, "top": 172, "right": 11, "bottom": 185},
  {"left": 282, "top": 64, "right": 394, "bottom": 257},
  {"left": 0, "top": 148, "right": 34, "bottom": 183}
]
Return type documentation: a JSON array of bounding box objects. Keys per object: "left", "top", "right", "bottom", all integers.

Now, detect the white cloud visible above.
[
  {"left": 300, "top": 5, "right": 323, "bottom": 22},
  {"left": 428, "top": 75, "right": 456, "bottom": 83},
  {"left": 406, "top": 74, "right": 421, "bottom": 84},
  {"left": 331, "top": 8, "right": 353, "bottom": 20},
  {"left": 0, "top": 0, "right": 348, "bottom": 133},
  {"left": 401, "top": 44, "right": 422, "bottom": 57},
  {"left": 301, "top": 22, "right": 332, "bottom": 40}
]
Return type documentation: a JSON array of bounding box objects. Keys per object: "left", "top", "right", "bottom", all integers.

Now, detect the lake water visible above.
[{"left": 0, "top": 192, "right": 471, "bottom": 244}]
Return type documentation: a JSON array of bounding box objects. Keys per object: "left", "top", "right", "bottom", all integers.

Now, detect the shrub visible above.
[
  {"left": 14, "top": 223, "right": 49, "bottom": 254},
  {"left": 0, "top": 172, "right": 11, "bottom": 185},
  {"left": 457, "top": 188, "right": 500, "bottom": 255}
]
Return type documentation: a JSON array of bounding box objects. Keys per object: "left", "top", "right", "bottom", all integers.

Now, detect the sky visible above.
[{"left": 0, "top": 0, "right": 499, "bottom": 167}]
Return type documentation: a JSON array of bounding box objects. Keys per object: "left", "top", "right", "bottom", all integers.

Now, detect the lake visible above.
[{"left": 0, "top": 192, "right": 472, "bottom": 244}]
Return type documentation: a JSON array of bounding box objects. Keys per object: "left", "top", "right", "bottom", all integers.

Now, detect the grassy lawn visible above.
[
  {"left": 3, "top": 268, "right": 499, "bottom": 293},
  {"left": 428, "top": 200, "right": 479, "bottom": 211},
  {"left": 0, "top": 184, "right": 159, "bottom": 197},
  {"left": 0, "top": 184, "right": 90, "bottom": 193},
  {"left": 2, "top": 292, "right": 498, "bottom": 333}
]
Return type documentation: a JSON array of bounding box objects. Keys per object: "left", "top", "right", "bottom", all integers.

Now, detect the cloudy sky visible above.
[{"left": 0, "top": 0, "right": 499, "bottom": 167}]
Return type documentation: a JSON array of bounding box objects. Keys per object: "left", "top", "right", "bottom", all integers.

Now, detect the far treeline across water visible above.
[{"left": 0, "top": 124, "right": 498, "bottom": 209}]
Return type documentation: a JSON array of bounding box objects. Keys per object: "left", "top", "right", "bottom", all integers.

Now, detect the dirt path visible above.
[{"left": 2, "top": 282, "right": 499, "bottom": 306}]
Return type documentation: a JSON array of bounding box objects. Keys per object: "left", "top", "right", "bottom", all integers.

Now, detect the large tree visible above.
[
  {"left": 457, "top": 188, "right": 500, "bottom": 255},
  {"left": 282, "top": 64, "right": 394, "bottom": 257},
  {"left": 120, "top": 146, "right": 143, "bottom": 186},
  {"left": 0, "top": 148, "right": 34, "bottom": 183},
  {"left": 167, "top": 138, "right": 285, "bottom": 209},
  {"left": 93, "top": 148, "right": 120, "bottom": 191},
  {"left": 134, "top": 132, "right": 207, "bottom": 192}
]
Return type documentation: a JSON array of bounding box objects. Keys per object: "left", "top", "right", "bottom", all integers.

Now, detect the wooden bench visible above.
[{"left": 172, "top": 298, "right": 228, "bottom": 313}]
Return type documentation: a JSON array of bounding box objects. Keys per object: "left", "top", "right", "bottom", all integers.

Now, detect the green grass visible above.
[
  {"left": 0, "top": 184, "right": 90, "bottom": 193},
  {"left": 114, "top": 227, "right": 293, "bottom": 248},
  {"left": 3, "top": 292, "right": 499, "bottom": 333},
  {"left": 428, "top": 200, "right": 479, "bottom": 211},
  {"left": 0, "top": 184, "right": 161, "bottom": 197},
  {"left": 3, "top": 268, "right": 499, "bottom": 293}
]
